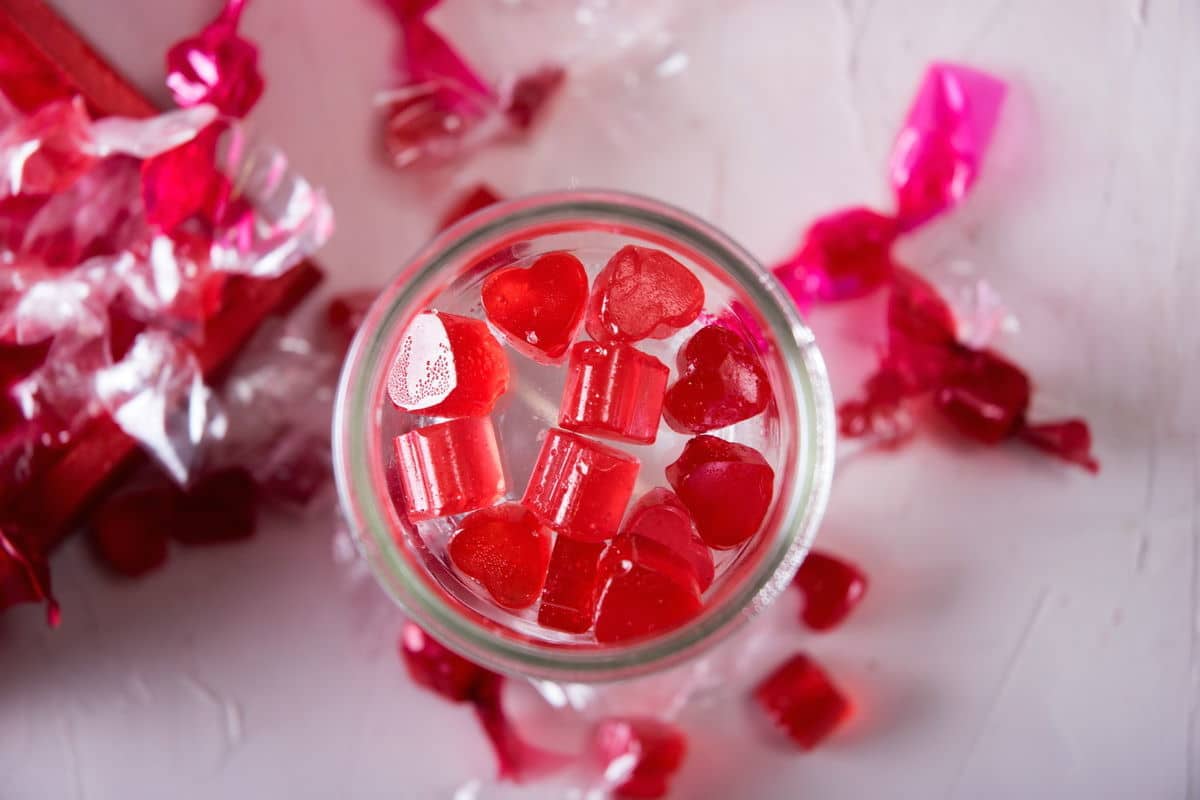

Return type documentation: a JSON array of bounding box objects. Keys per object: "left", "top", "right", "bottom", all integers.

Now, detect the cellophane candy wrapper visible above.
[
  {"left": 0, "top": 90, "right": 333, "bottom": 616},
  {"left": 377, "top": 0, "right": 694, "bottom": 168}
]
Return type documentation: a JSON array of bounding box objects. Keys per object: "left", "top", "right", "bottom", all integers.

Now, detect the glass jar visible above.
[{"left": 332, "top": 190, "right": 835, "bottom": 683}]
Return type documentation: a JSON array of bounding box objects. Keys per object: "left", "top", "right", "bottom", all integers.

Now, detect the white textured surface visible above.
[{"left": 3, "top": 1, "right": 1199, "bottom": 798}]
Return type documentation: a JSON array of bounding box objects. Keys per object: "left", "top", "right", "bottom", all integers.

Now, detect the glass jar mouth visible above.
[{"left": 333, "top": 189, "right": 835, "bottom": 683}]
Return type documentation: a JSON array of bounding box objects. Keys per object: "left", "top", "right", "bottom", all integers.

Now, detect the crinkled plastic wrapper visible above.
[{"left": 0, "top": 94, "right": 333, "bottom": 492}]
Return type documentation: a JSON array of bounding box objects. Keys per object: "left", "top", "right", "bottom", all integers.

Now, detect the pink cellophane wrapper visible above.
[
  {"left": 0, "top": 94, "right": 332, "bottom": 487},
  {"left": 773, "top": 63, "right": 1006, "bottom": 306},
  {"left": 165, "top": 0, "right": 264, "bottom": 118}
]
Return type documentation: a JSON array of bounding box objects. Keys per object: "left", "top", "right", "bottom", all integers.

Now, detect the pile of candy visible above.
[{"left": 387, "top": 244, "right": 778, "bottom": 643}]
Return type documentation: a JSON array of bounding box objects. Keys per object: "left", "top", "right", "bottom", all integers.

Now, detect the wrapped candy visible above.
[
  {"left": 378, "top": 0, "right": 564, "bottom": 167},
  {"left": 165, "top": 0, "right": 264, "bottom": 118},
  {"left": 772, "top": 63, "right": 1006, "bottom": 305}
]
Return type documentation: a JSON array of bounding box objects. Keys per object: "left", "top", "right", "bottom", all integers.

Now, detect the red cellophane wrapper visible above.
[{"left": 0, "top": 0, "right": 330, "bottom": 619}]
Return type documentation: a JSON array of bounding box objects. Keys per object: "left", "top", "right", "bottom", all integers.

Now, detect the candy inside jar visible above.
[{"left": 337, "top": 193, "right": 834, "bottom": 678}]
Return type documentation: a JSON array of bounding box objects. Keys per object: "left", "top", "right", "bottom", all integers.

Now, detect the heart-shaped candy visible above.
[
  {"left": 449, "top": 502, "right": 552, "bottom": 609},
  {"left": 663, "top": 325, "right": 771, "bottom": 433},
  {"left": 620, "top": 488, "right": 714, "bottom": 591},
  {"left": 586, "top": 245, "right": 704, "bottom": 344},
  {"left": 482, "top": 251, "right": 589, "bottom": 363},
  {"left": 665, "top": 435, "right": 774, "bottom": 550}
]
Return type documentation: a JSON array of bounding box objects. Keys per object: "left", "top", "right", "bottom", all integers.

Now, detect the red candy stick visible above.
[
  {"left": 522, "top": 428, "right": 639, "bottom": 543},
  {"left": 754, "top": 652, "right": 851, "bottom": 750},
  {"left": 793, "top": 550, "right": 868, "bottom": 632},
  {"left": 393, "top": 416, "right": 505, "bottom": 522},
  {"left": 482, "top": 251, "right": 589, "bottom": 364},
  {"left": 586, "top": 245, "right": 704, "bottom": 344},
  {"left": 448, "top": 503, "right": 552, "bottom": 610},
  {"left": 538, "top": 535, "right": 605, "bottom": 634},
  {"left": 559, "top": 342, "right": 669, "bottom": 444}
]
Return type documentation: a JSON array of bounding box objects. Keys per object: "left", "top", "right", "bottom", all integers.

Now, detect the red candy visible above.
[
  {"left": 595, "top": 535, "right": 702, "bottom": 644},
  {"left": 399, "top": 620, "right": 486, "bottom": 702},
  {"left": 325, "top": 289, "right": 378, "bottom": 346},
  {"left": 165, "top": 0, "right": 264, "bottom": 117},
  {"left": 620, "top": 488, "right": 713, "bottom": 592},
  {"left": 538, "top": 536, "right": 604, "bottom": 633},
  {"left": 504, "top": 66, "right": 566, "bottom": 131},
  {"left": 793, "top": 551, "right": 868, "bottom": 632},
  {"left": 592, "top": 717, "right": 688, "bottom": 799},
  {"left": 665, "top": 435, "right": 774, "bottom": 550},
  {"left": 141, "top": 125, "right": 230, "bottom": 232},
  {"left": 393, "top": 416, "right": 505, "bottom": 522},
  {"left": 772, "top": 207, "right": 899, "bottom": 305},
  {"left": 89, "top": 487, "right": 176, "bottom": 577},
  {"left": 387, "top": 311, "right": 509, "bottom": 417},
  {"left": 586, "top": 245, "right": 704, "bottom": 344},
  {"left": 559, "top": 342, "right": 669, "bottom": 444},
  {"left": 934, "top": 348, "right": 1031, "bottom": 444},
  {"left": 449, "top": 503, "right": 552, "bottom": 609},
  {"left": 171, "top": 467, "right": 258, "bottom": 545},
  {"left": 663, "top": 325, "right": 771, "bottom": 434},
  {"left": 754, "top": 652, "right": 851, "bottom": 750},
  {"left": 437, "top": 184, "right": 502, "bottom": 231},
  {"left": 522, "top": 429, "right": 639, "bottom": 543},
  {"left": 482, "top": 251, "right": 589, "bottom": 363}
]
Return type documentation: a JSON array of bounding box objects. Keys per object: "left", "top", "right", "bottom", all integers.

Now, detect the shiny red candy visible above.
[
  {"left": 537, "top": 536, "right": 605, "bottom": 633},
  {"left": 586, "top": 245, "right": 704, "bottom": 344},
  {"left": 772, "top": 207, "right": 899, "bottom": 304},
  {"left": 504, "top": 65, "right": 566, "bottom": 131},
  {"left": 559, "top": 342, "right": 668, "bottom": 444},
  {"left": 89, "top": 487, "right": 177, "bottom": 577},
  {"left": 394, "top": 416, "right": 505, "bottom": 522},
  {"left": 934, "top": 349, "right": 1031, "bottom": 444},
  {"left": 663, "top": 325, "right": 770, "bottom": 434},
  {"left": 594, "top": 535, "right": 702, "bottom": 644},
  {"left": 482, "top": 251, "right": 589, "bottom": 363},
  {"left": 755, "top": 652, "right": 851, "bottom": 750},
  {"left": 325, "top": 289, "right": 378, "bottom": 346},
  {"left": 0, "top": 98, "right": 95, "bottom": 196},
  {"left": 522, "top": 429, "right": 639, "bottom": 543},
  {"left": 620, "top": 488, "right": 713, "bottom": 592},
  {"left": 398, "top": 620, "right": 486, "bottom": 703},
  {"left": 793, "top": 551, "right": 868, "bottom": 631},
  {"left": 437, "top": 184, "right": 502, "bottom": 231},
  {"left": 449, "top": 503, "right": 552, "bottom": 610},
  {"left": 1018, "top": 419, "right": 1099, "bottom": 473},
  {"left": 141, "top": 125, "right": 230, "bottom": 232},
  {"left": 665, "top": 435, "right": 774, "bottom": 550},
  {"left": 592, "top": 717, "right": 688, "bottom": 799},
  {"left": 171, "top": 467, "right": 258, "bottom": 545},
  {"left": 387, "top": 311, "right": 509, "bottom": 417},
  {"left": 165, "top": 0, "right": 264, "bottom": 117}
]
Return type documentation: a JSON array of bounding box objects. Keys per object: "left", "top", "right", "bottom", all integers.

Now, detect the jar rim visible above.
[{"left": 332, "top": 189, "right": 836, "bottom": 683}]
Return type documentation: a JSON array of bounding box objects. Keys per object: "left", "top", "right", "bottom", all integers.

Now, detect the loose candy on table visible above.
[
  {"left": 394, "top": 416, "right": 505, "bottom": 522},
  {"left": 665, "top": 435, "right": 774, "bottom": 550},
  {"left": 594, "top": 534, "right": 702, "bottom": 644},
  {"left": 663, "top": 325, "right": 771, "bottom": 434},
  {"left": 325, "top": 289, "right": 379, "bottom": 347},
  {"left": 772, "top": 63, "right": 1006, "bottom": 306},
  {"left": 165, "top": 0, "right": 264, "bottom": 117},
  {"left": 482, "top": 251, "right": 589, "bottom": 363},
  {"left": 437, "top": 183, "right": 503, "bottom": 230},
  {"left": 933, "top": 348, "right": 1031, "bottom": 444},
  {"left": 586, "top": 245, "right": 704, "bottom": 344},
  {"left": 449, "top": 502, "right": 552, "bottom": 610},
  {"left": 754, "top": 652, "right": 851, "bottom": 751},
  {"left": 558, "top": 341, "right": 669, "bottom": 444},
  {"left": 522, "top": 428, "right": 640, "bottom": 543},
  {"left": 620, "top": 488, "right": 713, "bottom": 592},
  {"left": 591, "top": 717, "right": 688, "bottom": 799},
  {"left": 171, "top": 467, "right": 259, "bottom": 545},
  {"left": 387, "top": 310, "right": 509, "bottom": 417},
  {"left": 89, "top": 486, "right": 176, "bottom": 577},
  {"left": 538, "top": 535, "right": 605, "bottom": 633},
  {"left": 793, "top": 551, "right": 868, "bottom": 632}
]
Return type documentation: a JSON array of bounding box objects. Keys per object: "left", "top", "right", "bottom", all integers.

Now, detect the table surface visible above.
[{"left": 2, "top": 1, "right": 1198, "bottom": 798}]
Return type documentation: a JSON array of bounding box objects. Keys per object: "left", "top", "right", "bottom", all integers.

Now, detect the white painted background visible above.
[{"left": 2, "top": 1, "right": 1197, "bottom": 797}]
